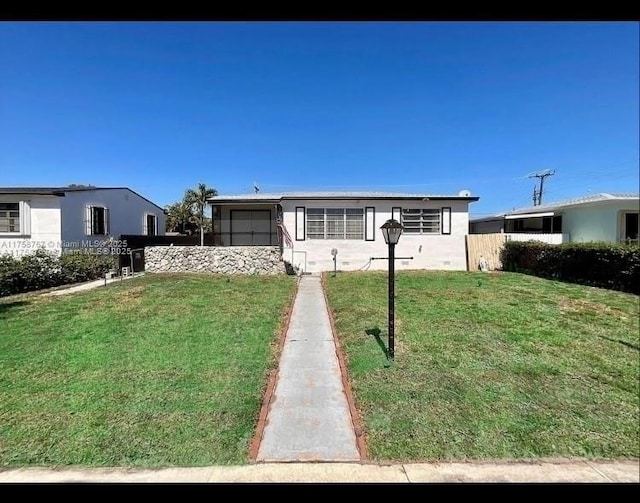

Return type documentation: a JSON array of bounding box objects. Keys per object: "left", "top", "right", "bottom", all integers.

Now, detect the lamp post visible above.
[{"left": 380, "top": 219, "right": 403, "bottom": 360}]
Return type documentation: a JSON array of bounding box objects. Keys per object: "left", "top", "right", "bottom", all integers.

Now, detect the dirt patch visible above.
[
  {"left": 121, "top": 285, "right": 145, "bottom": 297},
  {"left": 79, "top": 285, "right": 146, "bottom": 314},
  {"left": 558, "top": 297, "right": 627, "bottom": 318},
  {"left": 112, "top": 286, "right": 146, "bottom": 309}
]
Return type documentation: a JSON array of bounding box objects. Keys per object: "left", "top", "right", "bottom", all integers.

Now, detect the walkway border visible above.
[
  {"left": 248, "top": 274, "right": 300, "bottom": 462},
  {"left": 321, "top": 272, "right": 368, "bottom": 460}
]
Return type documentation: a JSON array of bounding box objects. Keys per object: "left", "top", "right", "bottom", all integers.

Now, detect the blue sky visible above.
[{"left": 1, "top": 21, "right": 638, "bottom": 217}]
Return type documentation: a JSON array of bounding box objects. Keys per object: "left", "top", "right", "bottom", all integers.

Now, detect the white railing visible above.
[{"left": 505, "top": 233, "right": 568, "bottom": 244}]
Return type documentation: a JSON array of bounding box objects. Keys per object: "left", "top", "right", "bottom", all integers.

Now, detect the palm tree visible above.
[
  {"left": 184, "top": 183, "right": 218, "bottom": 246},
  {"left": 165, "top": 201, "right": 195, "bottom": 235}
]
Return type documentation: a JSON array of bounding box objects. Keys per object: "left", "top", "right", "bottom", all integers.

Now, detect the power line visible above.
[
  {"left": 528, "top": 169, "right": 555, "bottom": 206},
  {"left": 235, "top": 159, "right": 637, "bottom": 198}
]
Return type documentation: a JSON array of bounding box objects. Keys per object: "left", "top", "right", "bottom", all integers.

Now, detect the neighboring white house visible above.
[
  {"left": 469, "top": 193, "right": 639, "bottom": 244},
  {"left": 209, "top": 191, "right": 479, "bottom": 274},
  {"left": 0, "top": 187, "right": 166, "bottom": 258}
]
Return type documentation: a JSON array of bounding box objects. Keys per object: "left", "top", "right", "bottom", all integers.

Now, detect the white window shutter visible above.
[
  {"left": 85, "top": 206, "right": 93, "bottom": 235},
  {"left": 104, "top": 208, "right": 110, "bottom": 235},
  {"left": 295, "top": 207, "right": 305, "bottom": 241},
  {"left": 365, "top": 206, "right": 375, "bottom": 241},
  {"left": 20, "top": 201, "right": 31, "bottom": 235},
  {"left": 441, "top": 207, "right": 451, "bottom": 235},
  {"left": 142, "top": 213, "right": 148, "bottom": 235}
]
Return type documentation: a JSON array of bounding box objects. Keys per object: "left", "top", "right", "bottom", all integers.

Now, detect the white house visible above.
[
  {"left": 469, "top": 193, "right": 639, "bottom": 244},
  {"left": 209, "top": 191, "right": 479, "bottom": 274},
  {"left": 0, "top": 187, "right": 166, "bottom": 258}
]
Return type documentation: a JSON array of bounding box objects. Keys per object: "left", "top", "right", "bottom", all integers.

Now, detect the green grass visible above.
[
  {"left": 3, "top": 269, "right": 637, "bottom": 466},
  {"left": 324, "top": 270, "right": 640, "bottom": 462},
  {"left": 0, "top": 273, "right": 296, "bottom": 467}
]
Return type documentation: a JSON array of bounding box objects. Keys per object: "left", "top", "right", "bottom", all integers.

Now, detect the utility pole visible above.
[{"left": 528, "top": 169, "right": 555, "bottom": 206}]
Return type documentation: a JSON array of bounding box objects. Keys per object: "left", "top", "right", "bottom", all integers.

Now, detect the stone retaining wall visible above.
[{"left": 145, "top": 246, "right": 286, "bottom": 275}]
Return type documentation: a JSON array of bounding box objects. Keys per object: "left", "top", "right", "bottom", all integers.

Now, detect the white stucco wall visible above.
[
  {"left": 561, "top": 201, "right": 640, "bottom": 243},
  {"left": 280, "top": 199, "right": 472, "bottom": 273},
  {"left": 0, "top": 195, "right": 63, "bottom": 258},
  {"left": 60, "top": 188, "right": 166, "bottom": 248}
]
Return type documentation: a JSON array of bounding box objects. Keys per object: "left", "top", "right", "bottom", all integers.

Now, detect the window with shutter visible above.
[
  {"left": 306, "top": 208, "right": 364, "bottom": 240},
  {"left": 145, "top": 214, "right": 157, "bottom": 236},
  {"left": 86, "top": 206, "right": 109, "bottom": 235},
  {"left": 0, "top": 203, "right": 20, "bottom": 233},
  {"left": 401, "top": 208, "right": 441, "bottom": 234}
]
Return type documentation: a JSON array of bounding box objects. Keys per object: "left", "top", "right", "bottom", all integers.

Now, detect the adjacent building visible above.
[
  {"left": 0, "top": 187, "right": 166, "bottom": 257},
  {"left": 469, "top": 193, "right": 639, "bottom": 245}
]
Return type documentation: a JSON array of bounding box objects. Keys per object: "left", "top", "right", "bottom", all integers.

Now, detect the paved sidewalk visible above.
[{"left": 1, "top": 460, "right": 638, "bottom": 483}]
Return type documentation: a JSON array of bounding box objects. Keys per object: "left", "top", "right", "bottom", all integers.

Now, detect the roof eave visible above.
[
  {"left": 509, "top": 196, "right": 639, "bottom": 216},
  {"left": 469, "top": 215, "right": 506, "bottom": 222},
  {"left": 209, "top": 195, "right": 480, "bottom": 203},
  {"left": 208, "top": 198, "right": 282, "bottom": 205},
  {"left": 0, "top": 189, "right": 66, "bottom": 197}
]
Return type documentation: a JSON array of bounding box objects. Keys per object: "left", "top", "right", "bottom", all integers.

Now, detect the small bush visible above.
[
  {"left": 0, "top": 254, "right": 21, "bottom": 297},
  {"left": 0, "top": 250, "right": 62, "bottom": 296},
  {"left": 60, "top": 252, "right": 115, "bottom": 284},
  {"left": 500, "top": 240, "right": 640, "bottom": 294},
  {"left": 0, "top": 249, "right": 116, "bottom": 297}
]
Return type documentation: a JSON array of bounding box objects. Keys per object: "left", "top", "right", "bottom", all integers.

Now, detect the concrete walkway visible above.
[
  {"left": 44, "top": 273, "right": 142, "bottom": 296},
  {"left": 256, "top": 275, "right": 360, "bottom": 462}
]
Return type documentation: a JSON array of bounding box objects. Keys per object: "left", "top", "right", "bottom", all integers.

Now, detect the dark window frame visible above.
[
  {"left": 0, "top": 202, "right": 20, "bottom": 233},
  {"left": 146, "top": 213, "right": 157, "bottom": 236}
]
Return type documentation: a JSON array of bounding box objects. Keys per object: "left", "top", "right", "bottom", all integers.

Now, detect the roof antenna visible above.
[{"left": 254, "top": 182, "right": 260, "bottom": 193}]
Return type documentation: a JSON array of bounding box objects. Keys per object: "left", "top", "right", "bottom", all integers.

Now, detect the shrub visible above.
[
  {"left": 60, "top": 252, "right": 115, "bottom": 284},
  {"left": 0, "top": 254, "right": 20, "bottom": 297},
  {"left": 0, "top": 250, "right": 62, "bottom": 296},
  {"left": 500, "top": 240, "right": 640, "bottom": 294},
  {"left": 0, "top": 249, "right": 117, "bottom": 297}
]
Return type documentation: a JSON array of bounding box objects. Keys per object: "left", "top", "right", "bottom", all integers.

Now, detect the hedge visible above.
[
  {"left": 500, "top": 240, "right": 640, "bottom": 294},
  {"left": 0, "top": 250, "right": 116, "bottom": 298}
]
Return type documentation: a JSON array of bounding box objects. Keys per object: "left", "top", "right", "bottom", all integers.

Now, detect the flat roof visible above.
[
  {"left": 209, "top": 191, "right": 479, "bottom": 203},
  {"left": 470, "top": 192, "right": 639, "bottom": 222},
  {"left": 507, "top": 192, "right": 639, "bottom": 216}
]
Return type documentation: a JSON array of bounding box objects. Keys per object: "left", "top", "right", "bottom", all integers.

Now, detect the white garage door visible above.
[{"left": 230, "top": 210, "right": 273, "bottom": 245}]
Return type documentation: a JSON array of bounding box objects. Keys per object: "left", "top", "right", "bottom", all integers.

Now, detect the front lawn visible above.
[
  {"left": 0, "top": 273, "right": 296, "bottom": 467},
  {"left": 324, "top": 270, "right": 639, "bottom": 461}
]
